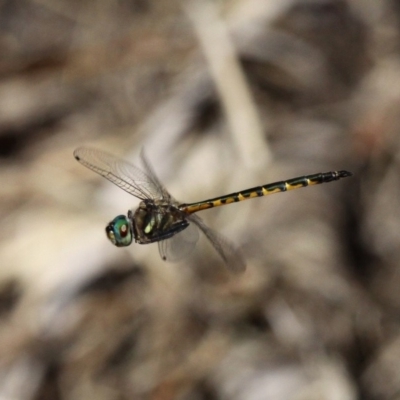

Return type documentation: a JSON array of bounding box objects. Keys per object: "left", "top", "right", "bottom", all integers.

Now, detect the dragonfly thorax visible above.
[{"left": 128, "top": 200, "right": 189, "bottom": 245}]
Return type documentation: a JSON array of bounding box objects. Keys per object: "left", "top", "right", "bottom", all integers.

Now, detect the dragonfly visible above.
[{"left": 74, "top": 147, "right": 352, "bottom": 273}]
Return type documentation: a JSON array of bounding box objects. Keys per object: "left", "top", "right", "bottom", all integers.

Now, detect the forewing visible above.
[
  {"left": 140, "top": 149, "right": 171, "bottom": 201},
  {"left": 74, "top": 147, "right": 163, "bottom": 200},
  {"left": 188, "top": 214, "right": 246, "bottom": 273},
  {"left": 158, "top": 222, "right": 200, "bottom": 262}
]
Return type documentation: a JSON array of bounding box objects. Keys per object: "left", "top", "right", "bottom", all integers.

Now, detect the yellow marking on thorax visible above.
[{"left": 144, "top": 217, "right": 156, "bottom": 234}]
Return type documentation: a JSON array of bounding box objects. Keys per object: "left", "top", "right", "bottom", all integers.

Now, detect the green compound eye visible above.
[{"left": 105, "top": 215, "right": 133, "bottom": 247}]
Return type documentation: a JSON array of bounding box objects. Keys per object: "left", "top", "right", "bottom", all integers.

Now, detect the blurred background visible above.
[{"left": 0, "top": 0, "right": 400, "bottom": 399}]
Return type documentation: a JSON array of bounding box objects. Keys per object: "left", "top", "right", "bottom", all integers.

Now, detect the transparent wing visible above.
[
  {"left": 74, "top": 147, "right": 166, "bottom": 201},
  {"left": 188, "top": 214, "right": 246, "bottom": 273},
  {"left": 139, "top": 149, "right": 172, "bottom": 201},
  {"left": 158, "top": 222, "right": 200, "bottom": 262}
]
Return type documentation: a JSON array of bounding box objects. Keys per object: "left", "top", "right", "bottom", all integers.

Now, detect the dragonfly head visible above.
[{"left": 106, "top": 215, "right": 133, "bottom": 247}]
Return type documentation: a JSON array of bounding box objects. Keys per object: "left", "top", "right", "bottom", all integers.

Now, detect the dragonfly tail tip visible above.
[{"left": 339, "top": 170, "right": 353, "bottom": 178}]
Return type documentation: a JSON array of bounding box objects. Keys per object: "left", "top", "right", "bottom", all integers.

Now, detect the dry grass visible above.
[{"left": 0, "top": 0, "right": 399, "bottom": 399}]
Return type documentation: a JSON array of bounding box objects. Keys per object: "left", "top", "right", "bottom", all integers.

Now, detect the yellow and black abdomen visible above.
[{"left": 179, "top": 170, "right": 352, "bottom": 214}]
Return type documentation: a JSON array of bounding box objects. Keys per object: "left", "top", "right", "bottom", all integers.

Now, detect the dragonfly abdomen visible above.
[{"left": 180, "top": 170, "right": 352, "bottom": 214}]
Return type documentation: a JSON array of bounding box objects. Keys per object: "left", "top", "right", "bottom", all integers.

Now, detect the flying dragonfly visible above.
[{"left": 74, "top": 147, "right": 352, "bottom": 273}]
